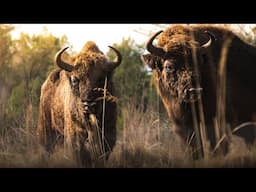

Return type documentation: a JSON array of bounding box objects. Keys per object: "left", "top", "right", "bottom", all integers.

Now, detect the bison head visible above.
[
  {"left": 141, "top": 28, "right": 215, "bottom": 123},
  {"left": 55, "top": 41, "right": 122, "bottom": 116}
]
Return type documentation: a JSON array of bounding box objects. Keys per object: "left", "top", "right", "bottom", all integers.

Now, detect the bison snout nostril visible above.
[
  {"left": 187, "top": 88, "right": 203, "bottom": 94},
  {"left": 83, "top": 101, "right": 88, "bottom": 106},
  {"left": 83, "top": 101, "right": 96, "bottom": 107},
  {"left": 184, "top": 87, "right": 203, "bottom": 102},
  {"left": 83, "top": 100, "right": 96, "bottom": 114},
  {"left": 82, "top": 98, "right": 93, "bottom": 103}
]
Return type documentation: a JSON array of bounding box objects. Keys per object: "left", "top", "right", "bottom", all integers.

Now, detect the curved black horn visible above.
[
  {"left": 107, "top": 46, "right": 122, "bottom": 69},
  {"left": 200, "top": 31, "right": 215, "bottom": 49},
  {"left": 55, "top": 47, "right": 74, "bottom": 72},
  {"left": 146, "top": 30, "right": 166, "bottom": 57}
]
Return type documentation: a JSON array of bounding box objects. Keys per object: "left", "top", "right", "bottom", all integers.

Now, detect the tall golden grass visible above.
[{"left": 0, "top": 99, "right": 256, "bottom": 167}]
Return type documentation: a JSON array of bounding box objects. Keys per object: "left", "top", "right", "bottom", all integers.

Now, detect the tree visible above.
[
  {"left": 107, "top": 38, "right": 150, "bottom": 109},
  {"left": 0, "top": 24, "right": 15, "bottom": 124},
  {"left": 5, "top": 29, "right": 68, "bottom": 130},
  {"left": 106, "top": 38, "right": 165, "bottom": 130},
  {"left": 0, "top": 24, "right": 14, "bottom": 82}
]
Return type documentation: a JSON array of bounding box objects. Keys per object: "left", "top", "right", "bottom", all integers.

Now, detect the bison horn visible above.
[
  {"left": 107, "top": 46, "right": 122, "bottom": 69},
  {"left": 200, "top": 31, "right": 215, "bottom": 49},
  {"left": 55, "top": 47, "right": 74, "bottom": 72},
  {"left": 146, "top": 30, "right": 166, "bottom": 57}
]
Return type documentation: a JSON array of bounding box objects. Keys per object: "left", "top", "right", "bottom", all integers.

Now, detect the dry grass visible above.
[
  {"left": 106, "top": 104, "right": 191, "bottom": 168},
  {"left": 106, "top": 104, "right": 256, "bottom": 168},
  {"left": 1, "top": 102, "right": 256, "bottom": 168}
]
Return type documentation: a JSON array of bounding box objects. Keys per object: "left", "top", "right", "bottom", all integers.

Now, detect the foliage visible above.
[
  {"left": 0, "top": 25, "right": 14, "bottom": 84},
  {"left": 106, "top": 37, "right": 165, "bottom": 130},
  {"left": 5, "top": 83, "right": 25, "bottom": 122},
  {"left": 107, "top": 38, "right": 148, "bottom": 106},
  {"left": 1, "top": 25, "right": 68, "bottom": 128},
  {"left": 0, "top": 25, "right": 15, "bottom": 125}
]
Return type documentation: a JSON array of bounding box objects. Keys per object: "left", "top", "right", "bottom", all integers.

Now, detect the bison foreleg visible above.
[
  {"left": 70, "top": 129, "right": 92, "bottom": 167},
  {"left": 37, "top": 109, "right": 61, "bottom": 156}
]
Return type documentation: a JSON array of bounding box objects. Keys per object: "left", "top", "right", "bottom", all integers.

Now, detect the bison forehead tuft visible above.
[
  {"left": 158, "top": 26, "right": 199, "bottom": 53},
  {"left": 81, "top": 41, "right": 103, "bottom": 54},
  {"left": 73, "top": 42, "right": 107, "bottom": 72},
  {"left": 75, "top": 52, "right": 107, "bottom": 66}
]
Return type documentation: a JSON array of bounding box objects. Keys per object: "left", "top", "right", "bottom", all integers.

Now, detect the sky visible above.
[
  {"left": 10, "top": 24, "right": 256, "bottom": 55},
  {"left": 10, "top": 24, "right": 164, "bottom": 54}
]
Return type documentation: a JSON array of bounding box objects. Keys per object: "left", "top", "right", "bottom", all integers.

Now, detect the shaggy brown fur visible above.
[
  {"left": 37, "top": 41, "right": 122, "bottom": 166},
  {"left": 142, "top": 24, "right": 256, "bottom": 159}
]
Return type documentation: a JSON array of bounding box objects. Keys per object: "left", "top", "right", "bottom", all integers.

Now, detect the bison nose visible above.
[
  {"left": 184, "top": 88, "right": 203, "bottom": 102},
  {"left": 81, "top": 98, "right": 93, "bottom": 103},
  {"left": 82, "top": 99, "right": 96, "bottom": 107},
  {"left": 82, "top": 97, "right": 96, "bottom": 114},
  {"left": 83, "top": 101, "right": 96, "bottom": 107},
  {"left": 187, "top": 88, "right": 203, "bottom": 94}
]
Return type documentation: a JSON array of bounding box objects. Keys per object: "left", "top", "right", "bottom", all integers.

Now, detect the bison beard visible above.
[
  {"left": 142, "top": 25, "right": 256, "bottom": 159},
  {"left": 37, "top": 42, "right": 122, "bottom": 167}
]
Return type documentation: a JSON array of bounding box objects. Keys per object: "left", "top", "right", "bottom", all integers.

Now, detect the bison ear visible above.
[{"left": 141, "top": 54, "right": 160, "bottom": 69}]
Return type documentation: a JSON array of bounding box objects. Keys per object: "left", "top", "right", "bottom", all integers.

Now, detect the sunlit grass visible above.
[{"left": 0, "top": 102, "right": 255, "bottom": 168}]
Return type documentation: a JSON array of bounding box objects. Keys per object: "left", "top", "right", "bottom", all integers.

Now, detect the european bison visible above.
[
  {"left": 141, "top": 25, "right": 256, "bottom": 159},
  {"left": 37, "top": 41, "right": 122, "bottom": 166}
]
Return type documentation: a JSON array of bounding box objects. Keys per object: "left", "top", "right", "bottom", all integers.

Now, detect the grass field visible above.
[{"left": 0, "top": 103, "right": 256, "bottom": 168}]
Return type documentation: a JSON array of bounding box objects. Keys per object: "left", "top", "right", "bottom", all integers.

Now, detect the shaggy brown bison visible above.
[
  {"left": 141, "top": 25, "right": 256, "bottom": 159},
  {"left": 37, "top": 41, "right": 122, "bottom": 166}
]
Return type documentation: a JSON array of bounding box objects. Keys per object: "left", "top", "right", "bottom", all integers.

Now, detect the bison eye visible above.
[
  {"left": 164, "top": 65, "right": 175, "bottom": 73},
  {"left": 70, "top": 76, "right": 79, "bottom": 87}
]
